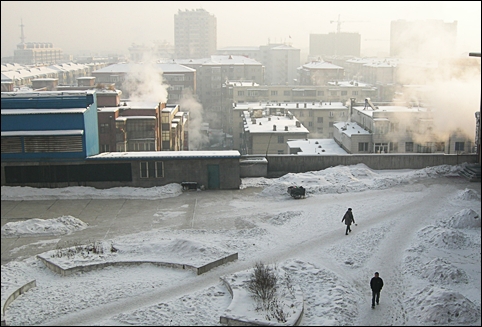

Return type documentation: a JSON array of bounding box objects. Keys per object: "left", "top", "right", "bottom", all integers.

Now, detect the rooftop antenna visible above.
[{"left": 19, "top": 18, "right": 26, "bottom": 44}]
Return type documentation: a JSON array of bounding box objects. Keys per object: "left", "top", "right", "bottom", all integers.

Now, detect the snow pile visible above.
[
  {"left": 417, "top": 226, "right": 471, "bottom": 249},
  {"left": 242, "top": 164, "right": 463, "bottom": 197},
  {"left": 1, "top": 215, "right": 88, "bottom": 237},
  {"left": 408, "top": 285, "right": 480, "bottom": 325},
  {"left": 441, "top": 209, "right": 481, "bottom": 229},
  {"left": 0, "top": 183, "right": 183, "bottom": 201},
  {"left": 39, "top": 237, "right": 234, "bottom": 269},
  {"left": 456, "top": 188, "right": 481, "bottom": 201}
]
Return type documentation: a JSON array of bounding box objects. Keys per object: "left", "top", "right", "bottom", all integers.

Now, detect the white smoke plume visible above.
[
  {"left": 179, "top": 89, "right": 209, "bottom": 150},
  {"left": 122, "top": 51, "right": 169, "bottom": 103},
  {"left": 392, "top": 20, "right": 481, "bottom": 144}
]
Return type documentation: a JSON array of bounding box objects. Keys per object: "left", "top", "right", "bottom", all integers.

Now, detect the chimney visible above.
[
  {"left": 296, "top": 103, "right": 299, "bottom": 108},
  {"left": 273, "top": 125, "right": 276, "bottom": 131},
  {"left": 304, "top": 103, "right": 307, "bottom": 108},
  {"left": 285, "top": 126, "right": 288, "bottom": 131}
]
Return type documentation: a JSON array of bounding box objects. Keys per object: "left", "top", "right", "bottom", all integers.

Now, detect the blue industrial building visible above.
[
  {"left": 1, "top": 91, "right": 99, "bottom": 161},
  {"left": 1, "top": 90, "right": 241, "bottom": 189}
]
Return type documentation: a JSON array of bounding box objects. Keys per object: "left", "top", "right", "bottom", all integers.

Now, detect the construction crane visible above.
[{"left": 330, "top": 14, "right": 365, "bottom": 33}]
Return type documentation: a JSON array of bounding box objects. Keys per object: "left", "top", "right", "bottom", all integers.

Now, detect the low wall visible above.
[
  {"left": 240, "top": 157, "right": 268, "bottom": 178},
  {"left": 38, "top": 253, "right": 238, "bottom": 276},
  {"left": 1, "top": 280, "right": 36, "bottom": 326},
  {"left": 265, "top": 154, "right": 478, "bottom": 177},
  {"left": 197, "top": 253, "right": 238, "bottom": 275}
]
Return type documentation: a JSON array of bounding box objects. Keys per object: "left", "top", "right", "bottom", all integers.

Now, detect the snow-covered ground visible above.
[{"left": 1, "top": 163, "right": 481, "bottom": 326}]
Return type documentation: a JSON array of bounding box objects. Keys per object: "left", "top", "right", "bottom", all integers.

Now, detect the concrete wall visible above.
[{"left": 265, "top": 154, "right": 479, "bottom": 177}]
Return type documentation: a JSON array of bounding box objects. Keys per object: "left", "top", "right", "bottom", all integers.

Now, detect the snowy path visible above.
[{"left": 35, "top": 178, "right": 472, "bottom": 326}]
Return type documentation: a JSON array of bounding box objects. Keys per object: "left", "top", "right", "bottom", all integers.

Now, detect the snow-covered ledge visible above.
[{"left": 220, "top": 268, "right": 304, "bottom": 326}]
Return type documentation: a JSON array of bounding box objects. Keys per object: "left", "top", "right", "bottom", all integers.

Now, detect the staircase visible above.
[{"left": 458, "top": 163, "right": 481, "bottom": 182}]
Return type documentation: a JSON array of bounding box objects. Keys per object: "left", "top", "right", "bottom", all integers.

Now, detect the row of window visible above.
[
  {"left": 356, "top": 142, "right": 466, "bottom": 153},
  {"left": 140, "top": 161, "right": 164, "bottom": 178},
  {"left": 238, "top": 90, "right": 359, "bottom": 96}
]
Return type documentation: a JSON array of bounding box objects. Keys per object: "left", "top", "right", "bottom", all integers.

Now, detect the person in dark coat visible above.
[
  {"left": 370, "top": 272, "right": 384, "bottom": 308},
  {"left": 341, "top": 208, "right": 355, "bottom": 235}
]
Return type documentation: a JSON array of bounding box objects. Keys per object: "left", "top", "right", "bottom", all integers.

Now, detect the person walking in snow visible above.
[
  {"left": 341, "top": 208, "right": 355, "bottom": 235},
  {"left": 370, "top": 272, "right": 384, "bottom": 308}
]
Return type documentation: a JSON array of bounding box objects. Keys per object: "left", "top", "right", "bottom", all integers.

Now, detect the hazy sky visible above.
[{"left": 1, "top": 1, "right": 481, "bottom": 59}]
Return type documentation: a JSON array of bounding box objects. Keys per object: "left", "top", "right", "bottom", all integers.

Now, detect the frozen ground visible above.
[{"left": 1, "top": 163, "right": 481, "bottom": 326}]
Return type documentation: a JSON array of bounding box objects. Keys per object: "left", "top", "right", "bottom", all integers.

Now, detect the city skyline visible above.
[{"left": 1, "top": 1, "right": 481, "bottom": 60}]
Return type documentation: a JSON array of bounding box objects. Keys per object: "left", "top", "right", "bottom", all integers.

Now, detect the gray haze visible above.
[{"left": 1, "top": 1, "right": 481, "bottom": 59}]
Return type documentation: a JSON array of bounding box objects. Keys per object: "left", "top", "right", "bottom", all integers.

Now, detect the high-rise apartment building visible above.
[{"left": 174, "top": 8, "right": 217, "bottom": 59}]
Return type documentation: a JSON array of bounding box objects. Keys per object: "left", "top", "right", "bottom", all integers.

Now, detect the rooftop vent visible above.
[
  {"left": 285, "top": 126, "right": 288, "bottom": 131},
  {"left": 273, "top": 124, "right": 276, "bottom": 131}
]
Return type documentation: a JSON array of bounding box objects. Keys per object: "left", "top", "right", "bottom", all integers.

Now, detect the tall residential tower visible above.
[{"left": 174, "top": 8, "right": 217, "bottom": 59}]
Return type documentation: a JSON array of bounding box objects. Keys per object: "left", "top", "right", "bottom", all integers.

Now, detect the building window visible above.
[
  {"left": 455, "top": 142, "right": 465, "bottom": 152},
  {"left": 284, "top": 90, "right": 291, "bottom": 96},
  {"left": 330, "top": 91, "right": 337, "bottom": 96},
  {"left": 237, "top": 91, "right": 244, "bottom": 96},
  {"left": 317, "top": 117, "right": 323, "bottom": 123},
  {"left": 277, "top": 150, "right": 284, "bottom": 154},
  {"left": 390, "top": 142, "right": 399, "bottom": 152},
  {"left": 405, "top": 142, "right": 414, "bottom": 152},
  {"left": 278, "top": 135, "right": 284, "bottom": 143},
  {"left": 140, "top": 162, "right": 149, "bottom": 178},
  {"left": 352, "top": 91, "right": 358, "bottom": 96},
  {"left": 100, "top": 123, "right": 109, "bottom": 134},
  {"left": 271, "top": 90, "right": 278, "bottom": 96},
  {"left": 341, "top": 91, "right": 347, "bottom": 96},
  {"left": 309, "top": 122, "right": 313, "bottom": 127},
  {"left": 318, "top": 91, "right": 324, "bottom": 96},
  {"left": 329, "top": 122, "right": 334, "bottom": 127},
  {"left": 358, "top": 142, "right": 369, "bottom": 152},
  {"left": 101, "top": 144, "right": 110, "bottom": 152},
  {"left": 329, "top": 111, "right": 334, "bottom": 117},
  {"left": 155, "top": 161, "right": 164, "bottom": 178}
]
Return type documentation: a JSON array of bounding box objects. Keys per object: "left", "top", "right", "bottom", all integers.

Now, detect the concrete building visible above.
[
  {"left": 174, "top": 8, "right": 217, "bottom": 59},
  {"left": 175, "top": 55, "right": 264, "bottom": 131},
  {"left": 390, "top": 20, "right": 457, "bottom": 58},
  {"left": 232, "top": 103, "right": 309, "bottom": 154},
  {"left": 298, "top": 61, "right": 345, "bottom": 85},
  {"left": 1, "top": 90, "right": 240, "bottom": 190},
  {"left": 230, "top": 83, "right": 377, "bottom": 106},
  {"left": 334, "top": 98, "right": 475, "bottom": 154},
  {"left": 14, "top": 42, "right": 64, "bottom": 65},
  {"left": 91, "top": 62, "right": 196, "bottom": 104},
  {"left": 218, "top": 43, "right": 301, "bottom": 86}
]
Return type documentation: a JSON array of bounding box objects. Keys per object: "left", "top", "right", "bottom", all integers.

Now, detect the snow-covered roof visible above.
[
  {"left": 116, "top": 116, "right": 156, "bottom": 121},
  {"left": 352, "top": 104, "right": 428, "bottom": 117},
  {"left": 93, "top": 63, "right": 195, "bottom": 74},
  {"left": 2, "top": 129, "right": 84, "bottom": 136},
  {"left": 287, "top": 138, "right": 349, "bottom": 155},
  {"left": 301, "top": 61, "right": 344, "bottom": 70},
  {"left": 2, "top": 108, "right": 88, "bottom": 115},
  {"left": 333, "top": 121, "right": 370, "bottom": 136},
  {"left": 87, "top": 150, "right": 241, "bottom": 160},
  {"left": 243, "top": 111, "right": 309, "bottom": 134},
  {"left": 235, "top": 101, "right": 348, "bottom": 111}
]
